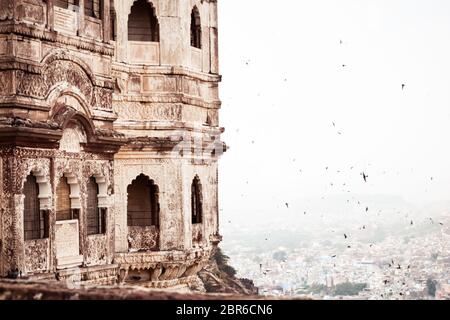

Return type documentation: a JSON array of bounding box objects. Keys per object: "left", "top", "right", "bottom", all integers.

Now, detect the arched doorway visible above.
[
  {"left": 127, "top": 174, "right": 160, "bottom": 251},
  {"left": 127, "top": 174, "right": 159, "bottom": 227}
]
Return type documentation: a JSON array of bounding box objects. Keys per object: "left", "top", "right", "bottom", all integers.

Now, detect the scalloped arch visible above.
[
  {"left": 126, "top": 0, "right": 159, "bottom": 17},
  {"left": 40, "top": 50, "right": 96, "bottom": 85}
]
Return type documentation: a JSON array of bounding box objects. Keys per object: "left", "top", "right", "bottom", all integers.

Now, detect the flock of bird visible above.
[{"left": 240, "top": 39, "right": 445, "bottom": 297}]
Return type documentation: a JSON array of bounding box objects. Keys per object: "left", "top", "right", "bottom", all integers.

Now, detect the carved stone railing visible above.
[
  {"left": 192, "top": 223, "right": 204, "bottom": 247},
  {"left": 84, "top": 16, "right": 102, "bottom": 39},
  {"left": 55, "top": 220, "right": 83, "bottom": 269},
  {"left": 24, "top": 238, "right": 50, "bottom": 275},
  {"left": 127, "top": 225, "right": 159, "bottom": 252},
  {"left": 191, "top": 47, "right": 202, "bottom": 71},
  {"left": 128, "top": 41, "right": 160, "bottom": 65}
]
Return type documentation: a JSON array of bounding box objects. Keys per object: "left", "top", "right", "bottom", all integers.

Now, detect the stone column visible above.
[
  {"left": 12, "top": 194, "right": 25, "bottom": 275},
  {"left": 78, "top": 0, "right": 85, "bottom": 37},
  {"left": 102, "top": 0, "right": 111, "bottom": 42},
  {"left": 209, "top": 0, "right": 219, "bottom": 74},
  {"left": 47, "top": 0, "right": 54, "bottom": 31},
  {"left": 158, "top": 2, "right": 184, "bottom": 67}
]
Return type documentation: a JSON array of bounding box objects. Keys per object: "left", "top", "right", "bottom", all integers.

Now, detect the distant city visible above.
[{"left": 220, "top": 194, "right": 450, "bottom": 300}]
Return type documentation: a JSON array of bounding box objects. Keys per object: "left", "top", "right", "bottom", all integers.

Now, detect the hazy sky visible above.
[{"left": 217, "top": 0, "right": 450, "bottom": 219}]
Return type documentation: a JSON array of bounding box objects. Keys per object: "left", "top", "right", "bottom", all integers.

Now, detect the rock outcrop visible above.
[{"left": 198, "top": 247, "right": 258, "bottom": 295}]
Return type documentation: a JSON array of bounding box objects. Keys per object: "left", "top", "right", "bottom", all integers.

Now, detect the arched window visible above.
[
  {"left": 84, "top": 0, "right": 100, "bottom": 18},
  {"left": 128, "top": 0, "right": 159, "bottom": 42},
  {"left": 86, "top": 177, "right": 106, "bottom": 235},
  {"left": 127, "top": 174, "right": 159, "bottom": 227},
  {"left": 190, "top": 6, "right": 202, "bottom": 49},
  {"left": 191, "top": 175, "right": 203, "bottom": 224},
  {"left": 56, "top": 176, "right": 72, "bottom": 221},
  {"left": 24, "top": 175, "right": 48, "bottom": 240}
]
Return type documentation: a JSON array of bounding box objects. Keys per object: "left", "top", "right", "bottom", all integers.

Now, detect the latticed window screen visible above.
[
  {"left": 128, "top": 0, "right": 159, "bottom": 42},
  {"left": 191, "top": 176, "right": 203, "bottom": 224},
  {"left": 24, "top": 175, "right": 41, "bottom": 240},
  {"left": 190, "top": 7, "right": 202, "bottom": 49},
  {"left": 127, "top": 174, "right": 159, "bottom": 227},
  {"left": 86, "top": 177, "right": 100, "bottom": 235},
  {"left": 56, "top": 176, "right": 72, "bottom": 221}
]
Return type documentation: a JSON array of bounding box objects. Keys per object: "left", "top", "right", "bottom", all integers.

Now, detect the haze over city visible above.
[
  {"left": 219, "top": 0, "right": 450, "bottom": 223},
  {"left": 217, "top": 0, "right": 450, "bottom": 298}
]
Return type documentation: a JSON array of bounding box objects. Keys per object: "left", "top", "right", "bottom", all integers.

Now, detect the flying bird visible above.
[
  {"left": 402, "top": 84, "right": 406, "bottom": 90},
  {"left": 285, "top": 203, "right": 289, "bottom": 209},
  {"left": 344, "top": 234, "right": 348, "bottom": 239},
  {"left": 362, "top": 172, "right": 368, "bottom": 182}
]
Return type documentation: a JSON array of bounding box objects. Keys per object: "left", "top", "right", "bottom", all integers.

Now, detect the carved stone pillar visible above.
[
  {"left": 78, "top": 0, "right": 85, "bottom": 36},
  {"left": 209, "top": 0, "right": 219, "bottom": 74},
  {"left": 47, "top": 0, "right": 54, "bottom": 30},
  {"left": 102, "top": 0, "right": 111, "bottom": 42}
]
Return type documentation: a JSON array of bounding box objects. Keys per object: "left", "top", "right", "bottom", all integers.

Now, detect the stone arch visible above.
[
  {"left": 127, "top": 174, "right": 160, "bottom": 227},
  {"left": 20, "top": 165, "right": 52, "bottom": 211},
  {"left": 41, "top": 50, "right": 96, "bottom": 85},
  {"left": 125, "top": 0, "right": 159, "bottom": 17},
  {"left": 50, "top": 99, "right": 98, "bottom": 150},
  {"left": 16, "top": 52, "right": 96, "bottom": 104},
  {"left": 48, "top": 89, "right": 93, "bottom": 121},
  {"left": 127, "top": 0, "right": 159, "bottom": 42}
]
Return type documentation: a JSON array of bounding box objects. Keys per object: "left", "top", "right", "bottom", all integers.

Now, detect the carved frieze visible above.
[
  {"left": 0, "top": 0, "right": 14, "bottom": 21},
  {"left": 15, "top": 58, "right": 113, "bottom": 111}
]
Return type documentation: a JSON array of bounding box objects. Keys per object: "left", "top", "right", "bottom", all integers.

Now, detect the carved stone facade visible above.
[{"left": 0, "top": 0, "right": 225, "bottom": 290}]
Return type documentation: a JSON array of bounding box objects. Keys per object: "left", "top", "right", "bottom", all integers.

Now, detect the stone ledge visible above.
[{"left": 0, "top": 279, "right": 306, "bottom": 300}]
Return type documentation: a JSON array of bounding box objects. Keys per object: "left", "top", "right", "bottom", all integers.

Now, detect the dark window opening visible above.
[
  {"left": 190, "top": 6, "right": 202, "bottom": 49},
  {"left": 86, "top": 177, "right": 106, "bottom": 235},
  {"left": 127, "top": 174, "right": 160, "bottom": 227},
  {"left": 191, "top": 175, "right": 203, "bottom": 224},
  {"left": 128, "top": 0, "right": 159, "bottom": 42},
  {"left": 24, "top": 175, "right": 49, "bottom": 240},
  {"left": 84, "top": 0, "right": 100, "bottom": 18},
  {"left": 111, "top": 0, "right": 117, "bottom": 41}
]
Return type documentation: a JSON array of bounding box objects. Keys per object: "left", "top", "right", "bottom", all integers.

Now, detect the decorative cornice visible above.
[
  {"left": 0, "top": 22, "right": 114, "bottom": 56},
  {"left": 112, "top": 64, "right": 222, "bottom": 83}
]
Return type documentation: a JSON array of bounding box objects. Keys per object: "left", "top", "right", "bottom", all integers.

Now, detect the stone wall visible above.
[{"left": 0, "top": 0, "right": 225, "bottom": 288}]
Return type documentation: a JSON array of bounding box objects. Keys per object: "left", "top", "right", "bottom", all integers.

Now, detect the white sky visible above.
[{"left": 218, "top": 0, "right": 450, "bottom": 219}]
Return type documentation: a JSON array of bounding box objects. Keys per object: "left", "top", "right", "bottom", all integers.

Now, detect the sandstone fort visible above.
[{"left": 0, "top": 0, "right": 226, "bottom": 291}]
